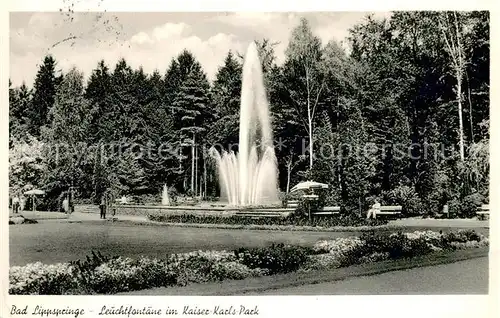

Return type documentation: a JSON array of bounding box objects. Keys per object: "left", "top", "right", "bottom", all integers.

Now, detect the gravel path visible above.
[{"left": 243, "top": 257, "right": 488, "bottom": 295}]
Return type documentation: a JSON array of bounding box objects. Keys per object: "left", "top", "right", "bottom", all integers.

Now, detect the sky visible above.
[{"left": 9, "top": 12, "right": 391, "bottom": 87}]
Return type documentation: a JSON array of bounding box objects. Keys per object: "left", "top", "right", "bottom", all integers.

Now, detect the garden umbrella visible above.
[
  {"left": 290, "top": 181, "right": 329, "bottom": 193},
  {"left": 24, "top": 189, "right": 45, "bottom": 211},
  {"left": 24, "top": 189, "right": 45, "bottom": 195}
]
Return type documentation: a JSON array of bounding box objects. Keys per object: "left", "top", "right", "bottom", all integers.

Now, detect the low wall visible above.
[{"left": 108, "top": 204, "right": 295, "bottom": 217}]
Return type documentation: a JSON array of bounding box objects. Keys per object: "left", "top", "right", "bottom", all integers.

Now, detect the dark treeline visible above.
[{"left": 9, "top": 12, "right": 489, "bottom": 215}]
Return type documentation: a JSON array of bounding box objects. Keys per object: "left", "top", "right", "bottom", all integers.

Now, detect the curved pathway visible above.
[{"left": 243, "top": 257, "right": 488, "bottom": 295}]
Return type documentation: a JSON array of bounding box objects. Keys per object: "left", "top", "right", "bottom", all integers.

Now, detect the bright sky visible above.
[{"left": 9, "top": 12, "right": 392, "bottom": 87}]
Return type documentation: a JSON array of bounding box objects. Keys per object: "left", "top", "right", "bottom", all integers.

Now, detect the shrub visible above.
[
  {"left": 234, "top": 244, "right": 311, "bottom": 275},
  {"left": 388, "top": 185, "right": 424, "bottom": 216},
  {"left": 339, "top": 231, "right": 435, "bottom": 267},
  {"left": 211, "top": 261, "right": 267, "bottom": 280},
  {"left": 70, "top": 251, "right": 113, "bottom": 287},
  {"left": 447, "top": 198, "right": 461, "bottom": 218},
  {"left": 312, "top": 237, "right": 364, "bottom": 255},
  {"left": 147, "top": 212, "right": 388, "bottom": 228},
  {"left": 460, "top": 193, "right": 484, "bottom": 218},
  {"left": 9, "top": 262, "right": 77, "bottom": 295},
  {"left": 10, "top": 230, "right": 488, "bottom": 295}
]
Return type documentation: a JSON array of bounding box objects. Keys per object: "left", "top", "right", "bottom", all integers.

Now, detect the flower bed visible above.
[
  {"left": 9, "top": 229, "right": 488, "bottom": 295},
  {"left": 147, "top": 213, "right": 388, "bottom": 228}
]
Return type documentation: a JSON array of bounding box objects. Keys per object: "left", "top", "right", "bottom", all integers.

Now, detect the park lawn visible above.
[
  {"left": 9, "top": 221, "right": 489, "bottom": 266},
  {"left": 9, "top": 221, "right": 354, "bottom": 266}
]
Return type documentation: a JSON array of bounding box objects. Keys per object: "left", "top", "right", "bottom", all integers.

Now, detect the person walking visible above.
[
  {"left": 103, "top": 192, "right": 108, "bottom": 219},
  {"left": 99, "top": 194, "right": 106, "bottom": 219},
  {"left": 12, "top": 195, "right": 20, "bottom": 214},
  {"left": 62, "top": 196, "right": 69, "bottom": 214},
  {"left": 20, "top": 196, "right": 26, "bottom": 212}
]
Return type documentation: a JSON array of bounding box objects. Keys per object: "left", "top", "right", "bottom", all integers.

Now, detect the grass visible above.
[
  {"left": 120, "top": 247, "right": 489, "bottom": 295},
  {"left": 9, "top": 221, "right": 358, "bottom": 266},
  {"left": 10, "top": 220, "right": 490, "bottom": 266}
]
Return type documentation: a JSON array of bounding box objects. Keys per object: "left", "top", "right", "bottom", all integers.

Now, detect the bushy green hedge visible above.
[
  {"left": 10, "top": 230, "right": 488, "bottom": 295},
  {"left": 235, "top": 244, "right": 312, "bottom": 275},
  {"left": 147, "top": 213, "right": 387, "bottom": 227}
]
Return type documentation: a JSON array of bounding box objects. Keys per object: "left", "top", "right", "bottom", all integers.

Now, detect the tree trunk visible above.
[
  {"left": 454, "top": 12, "right": 465, "bottom": 161},
  {"left": 203, "top": 153, "right": 207, "bottom": 198},
  {"left": 191, "top": 133, "right": 195, "bottom": 194},
  {"left": 457, "top": 80, "right": 465, "bottom": 161},
  {"left": 306, "top": 67, "right": 313, "bottom": 170},
  {"left": 308, "top": 127, "right": 313, "bottom": 169},
  {"left": 194, "top": 142, "right": 198, "bottom": 197},
  {"left": 466, "top": 71, "right": 474, "bottom": 142},
  {"left": 286, "top": 165, "right": 292, "bottom": 194}
]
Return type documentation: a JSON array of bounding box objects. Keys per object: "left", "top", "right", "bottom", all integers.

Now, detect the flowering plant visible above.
[{"left": 10, "top": 229, "right": 488, "bottom": 295}]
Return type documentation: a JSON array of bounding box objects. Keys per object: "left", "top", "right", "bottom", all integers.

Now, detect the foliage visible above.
[
  {"left": 10, "top": 229, "right": 487, "bottom": 295},
  {"left": 27, "top": 55, "right": 60, "bottom": 137},
  {"left": 9, "top": 135, "right": 47, "bottom": 196},
  {"left": 147, "top": 212, "right": 388, "bottom": 227},
  {"left": 235, "top": 243, "right": 311, "bottom": 274},
  {"left": 8, "top": 13, "right": 489, "bottom": 214}
]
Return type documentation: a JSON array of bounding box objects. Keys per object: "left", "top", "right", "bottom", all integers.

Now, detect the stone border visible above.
[{"left": 112, "top": 219, "right": 400, "bottom": 232}]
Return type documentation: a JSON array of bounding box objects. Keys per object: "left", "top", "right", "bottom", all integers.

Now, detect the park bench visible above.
[
  {"left": 374, "top": 205, "right": 402, "bottom": 219},
  {"left": 178, "top": 197, "right": 197, "bottom": 206},
  {"left": 476, "top": 204, "right": 489, "bottom": 220},
  {"left": 286, "top": 200, "right": 299, "bottom": 208}
]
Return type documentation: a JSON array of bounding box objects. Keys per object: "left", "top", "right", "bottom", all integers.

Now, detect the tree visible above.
[
  {"left": 210, "top": 50, "right": 242, "bottom": 148},
  {"left": 85, "top": 60, "right": 114, "bottom": 142},
  {"left": 29, "top": 55, "right": 58, "bottom": 137},
  {"left": 9, "top": 135, "right": 47, "bottom": 196},
  {"left": 9, "top": 81, "right": 32, "bottom": 142},
  {"left": 283, "top": 18, "right": 325, "bottom": 169},
  {"left": 43, "top": 67, "right": 94, "bottom": 200},
  {"left": 437, "top": 11, "right": 469, "bottom": 161},
  {"left": 48, "top": 67, "right": 92, "bottom": 144},
  {"left": 111, "top": 151, "right": 148, "bottom": 196},
  {"left": 172, "top": 59, "right": 212, "bottom": 194}
]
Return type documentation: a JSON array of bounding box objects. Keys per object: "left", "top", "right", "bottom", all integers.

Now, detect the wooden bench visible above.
[
  {"left": 286, "top": 200, "right": 299, "bottom": 208},
  {"left": 476, "top": 204, "right": 489, "bottom": 220},
  {"left": 313, "top": 206, "right": 341, "bottom": 215},
  {"left": 373, "top": 205, "right": 402, "bottom": 219},
  {"left": 177, "top": 197, "right": 197, "bottom": 206}
]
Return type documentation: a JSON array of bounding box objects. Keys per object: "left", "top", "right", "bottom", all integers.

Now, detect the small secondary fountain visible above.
[
  {"left": 210, "top": 42, "right": 279, "bottom": 206},
  {"left": 161, "top": 184, "right": 170, "bottom": 206}
]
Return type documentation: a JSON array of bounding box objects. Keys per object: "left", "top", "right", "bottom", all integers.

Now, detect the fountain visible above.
[{"left": 210, "top": 42, "right": 279, "bottom": 206}]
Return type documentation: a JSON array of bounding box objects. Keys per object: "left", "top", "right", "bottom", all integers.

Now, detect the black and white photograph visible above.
[{"left": 6, "top": 6, "right": 492, "bottom": 301}]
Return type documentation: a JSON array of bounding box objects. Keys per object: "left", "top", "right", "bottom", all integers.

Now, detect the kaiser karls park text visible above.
[{"left": 10, "top": 304, "right": 260, "bottom": 317}]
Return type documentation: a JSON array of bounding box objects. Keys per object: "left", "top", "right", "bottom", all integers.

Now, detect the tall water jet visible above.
[{"left": 210, "top": 42, "right": 279, "bottom": 206}]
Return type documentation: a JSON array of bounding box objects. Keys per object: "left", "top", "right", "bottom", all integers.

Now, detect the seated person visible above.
[{"left": 366, "top": 200, "right": 381, "bottom": 219}]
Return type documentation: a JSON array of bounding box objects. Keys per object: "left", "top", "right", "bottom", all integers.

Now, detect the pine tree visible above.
[
  {"left": 29, "top": 55, "right": 58, "bottom": 137},
  {"left": 210, "top": 51, "right": 242, "bottom": 147},
  {"left": 85, "top": 60, "right": 113, "bottom": 142},
  {"left": 172, "top": 62, "right": 212, "bottom": 194}
]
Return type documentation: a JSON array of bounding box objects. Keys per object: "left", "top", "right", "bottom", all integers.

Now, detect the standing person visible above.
[
  {"left": 12, "top": 195, "right": 20, "bottom": 214},
  {"left": 99, "top": 194, "right": 105, "bottom": 219},
  {"left": 20, "top": 195, "right": 25, "bottom": 212},
  {"left": 62, "top": 195, "right": 69, "bottom": 214},
  {"left": 103, "top": 191, "right": 108, "bottom": 219}
]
